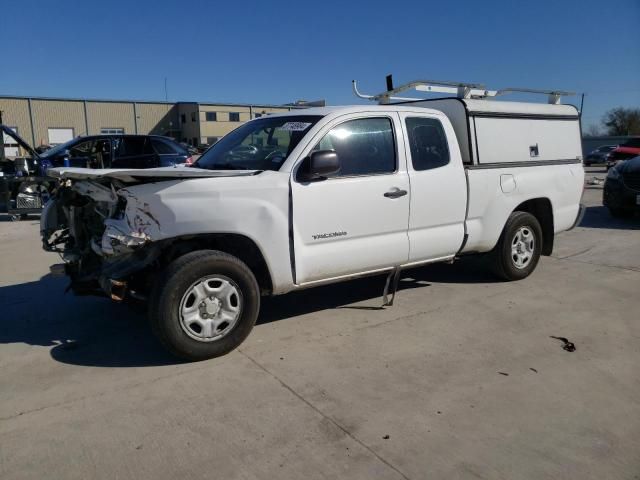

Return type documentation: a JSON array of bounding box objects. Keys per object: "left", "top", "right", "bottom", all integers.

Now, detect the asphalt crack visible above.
[{"left": 239, "top": 349, "right": 412, "bottom": 480}]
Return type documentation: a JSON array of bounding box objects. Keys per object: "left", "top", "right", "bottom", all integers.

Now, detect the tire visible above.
[
  {"left": 608, "top": 207, "right": 632, "bottom": 218},
  {"left": 490, "top": 211, "right": 543, "bottom": 281},
  {"left": 149, "top": 250, "right": 260, "bottom": 361}
]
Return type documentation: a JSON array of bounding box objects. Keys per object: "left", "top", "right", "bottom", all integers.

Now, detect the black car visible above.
[
  {"left": 39, "top": 135, "right": 191, "bottom": 170},
  {"left": 603, "top": 155, "right": 640, "bottom": 217},
  {"left": 584, "top": 145, "right": 616, "bottom": 166}
]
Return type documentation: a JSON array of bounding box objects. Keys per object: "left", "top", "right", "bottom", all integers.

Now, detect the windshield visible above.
[{"left": 196, "top": 115, "right": 323, "bottom": 171}]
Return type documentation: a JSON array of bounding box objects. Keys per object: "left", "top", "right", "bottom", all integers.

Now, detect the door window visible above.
[
  {"left": 69, "top": 140, "right": 95, "bottom": 158},
  {"left": 405, "top": 117, "right": 449, "bottom": 171},
  {"left": 312, "top": 118, "right": 396, "bottom": 177},
  {"left": 118, "top": 137, "right": 153, "bottom": 156}
]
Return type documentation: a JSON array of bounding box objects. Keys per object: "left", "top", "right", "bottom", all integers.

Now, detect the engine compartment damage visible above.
[{"left": 41, "top": 177, "right": 166, "bottom": 299}]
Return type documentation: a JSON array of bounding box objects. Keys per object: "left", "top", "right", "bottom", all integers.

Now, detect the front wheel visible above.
[
  {"left": 490, "top": 212, "right": 543, "bottom": 281},
  {"left": 149, "top": 250, "right": 260, "bottom": 361}
]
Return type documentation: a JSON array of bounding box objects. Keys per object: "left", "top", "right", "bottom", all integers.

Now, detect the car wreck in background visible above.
[
  {"left": 0, "top": 125, "right": 53, "bottom": 220},
  {"left": 1, "top": 125, "right": 193, "bottom": 220}
]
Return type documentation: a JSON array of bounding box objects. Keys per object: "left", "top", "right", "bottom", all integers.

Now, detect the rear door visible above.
[
  {"left": 291, "top": 113, "right": 410, "bottom": 284},
  {"left": 399, "top": 112, "right": 467, "bottom": 262}
]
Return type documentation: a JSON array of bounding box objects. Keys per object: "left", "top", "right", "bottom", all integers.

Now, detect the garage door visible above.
[
  {"left": 3, "top": 127, "right": 19, "bottom": 157},
  {"left": 48, "top": 128, "right": 74, "bottom": 145}
]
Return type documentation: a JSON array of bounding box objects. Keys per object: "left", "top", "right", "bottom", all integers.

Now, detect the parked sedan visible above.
[
  {"left": 584, "top": 145, "right": 617, "bottom": 166},
  {"left": 603, "top": 155, "right": 640, "bottom": 217},
  {"left": 39, "top": 135, "right": 191, "bottom": 170}
]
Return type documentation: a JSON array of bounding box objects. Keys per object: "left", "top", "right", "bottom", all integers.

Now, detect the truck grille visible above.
[
  {"left": 16, "top": 193, "right": 43, "bottom": 209},
  {"left": 623, "top": 172, "right": 640, "bottom": 191}
]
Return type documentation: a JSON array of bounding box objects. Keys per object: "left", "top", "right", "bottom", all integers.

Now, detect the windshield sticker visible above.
[{"left": 278, "top": 122, "right": 312, "bottom": 132}]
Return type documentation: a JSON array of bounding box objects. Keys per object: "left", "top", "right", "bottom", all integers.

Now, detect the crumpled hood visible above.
[{"left": 47, "top": 166, "right": 261, "bottom": 183}]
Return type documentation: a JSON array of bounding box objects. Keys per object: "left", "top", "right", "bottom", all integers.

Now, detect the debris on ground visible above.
[
  {"left": 498, "top": 372, "right": 509, "bottom": 376},
  {"left": 529, "top": 367, "right": 538, "bottom": 373},
  {"left": 586, "top": 177, "right": 603, "bottom": 186},
  {"left": 550, "top": 336, "right": 576, "bottom": 352},
  {"left": 382, "top": 435, "right": 390, "bottom": 440}
]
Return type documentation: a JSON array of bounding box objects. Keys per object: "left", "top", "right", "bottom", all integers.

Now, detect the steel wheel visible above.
[
  {"left": 511, "top": 226, "right": 535, "bottom": 269},
  {"left": 179, "top": 275, "right": 242, "bottom": 342}
]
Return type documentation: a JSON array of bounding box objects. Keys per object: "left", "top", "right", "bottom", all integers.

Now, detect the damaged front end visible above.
[{"left": 41, "top": 178, "right": 163, "bottom": 301}]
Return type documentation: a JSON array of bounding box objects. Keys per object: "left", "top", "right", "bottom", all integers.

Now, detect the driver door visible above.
[{"left": 291, "top": 114, "right": 410, "bottom": 284}]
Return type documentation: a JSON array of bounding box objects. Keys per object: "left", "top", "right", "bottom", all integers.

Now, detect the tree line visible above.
[{"left": 585, "top": 107, "right": 640, "bottom": 137}]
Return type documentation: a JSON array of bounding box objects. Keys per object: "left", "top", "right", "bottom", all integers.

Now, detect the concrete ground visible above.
[{"left": 0, "top": 167, "right": 638, "bottom": 479}]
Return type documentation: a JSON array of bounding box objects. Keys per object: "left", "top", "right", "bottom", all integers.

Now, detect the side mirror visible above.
[{"left": 300, "top": 150, "right": 340, "bottom": 181}]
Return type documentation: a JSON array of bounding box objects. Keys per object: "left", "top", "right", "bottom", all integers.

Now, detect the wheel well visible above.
[
  {"left": 159, "top": 234, "right": 274, "bottom": 295},
  {"left": 513, "top": 198, "right": 554, "bottom": 255}
]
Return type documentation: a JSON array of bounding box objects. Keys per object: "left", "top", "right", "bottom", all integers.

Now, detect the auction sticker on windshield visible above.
[{"left": 278, "top": 122, "right": 312, "bottom": 131}]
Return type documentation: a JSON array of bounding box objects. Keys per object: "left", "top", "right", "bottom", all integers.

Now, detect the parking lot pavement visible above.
[{"left": 1, "top": 167, "right": 639, "bottom": 479}]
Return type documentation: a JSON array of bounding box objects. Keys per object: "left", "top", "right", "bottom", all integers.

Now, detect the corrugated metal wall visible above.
[
  {"left": 0, "top": 98, "right": 33, "bottom": 145},
  {"left": 30, "top": 99, "right": 86, "bottom": 145},
  {"left": 86, "top": 102, "right": 136, "bottom": 134}
]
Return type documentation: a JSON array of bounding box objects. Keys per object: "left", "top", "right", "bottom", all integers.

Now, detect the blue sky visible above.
[{"left": 1, "top": 0, "right": 638, "bottom": 128}]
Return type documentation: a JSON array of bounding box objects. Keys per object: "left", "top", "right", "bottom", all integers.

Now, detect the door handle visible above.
[{"left": 383, "top": 188, "right": 408, "bottom": 199}]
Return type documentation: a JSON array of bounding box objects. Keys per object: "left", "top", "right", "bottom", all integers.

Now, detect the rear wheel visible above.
[
  {"left": 149, "top": 250, "right": 260, "bottom": 361},
  {"left": 491, "top": 212, "right": 543, "bottom": 281}
]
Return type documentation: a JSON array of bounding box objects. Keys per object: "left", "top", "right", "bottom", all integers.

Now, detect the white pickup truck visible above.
[{"left": 41, "top": 81, "right": 585, "bottom": 360}]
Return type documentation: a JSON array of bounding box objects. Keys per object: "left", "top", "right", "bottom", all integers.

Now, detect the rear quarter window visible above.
[{"left": 405, "top": 117, "right": 450, "bottom": 171}]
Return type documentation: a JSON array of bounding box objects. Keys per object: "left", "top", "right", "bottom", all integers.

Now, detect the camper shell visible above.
[{"left": 401, "top": 98, "right": 581, "bottom": 166}]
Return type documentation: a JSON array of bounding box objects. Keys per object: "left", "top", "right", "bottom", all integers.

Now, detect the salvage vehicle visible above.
[
  {"left": 603, "top": 155, "right": 640, "bottom": 217},
  {"left": 41, "top": 78, "right": 585, "bottom": 361},
  {"left": 0, "top": 126, "right": 54, "bottom": 220}
]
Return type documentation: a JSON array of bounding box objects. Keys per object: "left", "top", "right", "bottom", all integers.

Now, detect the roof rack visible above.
[{"left": 352, "top": 76, "right": 576, "bottom": 105}]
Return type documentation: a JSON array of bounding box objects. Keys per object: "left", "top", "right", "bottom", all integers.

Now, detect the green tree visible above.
[{"left": 603, "top": 107, "right": 640, "bottom": 135}]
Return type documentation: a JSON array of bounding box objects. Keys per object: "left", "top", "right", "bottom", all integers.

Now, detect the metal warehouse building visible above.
[{"left": 0, "top": 95, "right": 322, "bottom": 156}]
